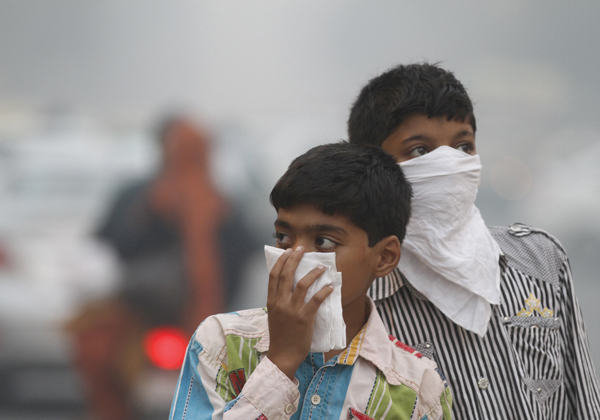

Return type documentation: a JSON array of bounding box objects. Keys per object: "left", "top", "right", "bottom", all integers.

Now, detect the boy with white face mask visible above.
[{"left": 348, "top": 63, "right": 600, "bottom": 419}]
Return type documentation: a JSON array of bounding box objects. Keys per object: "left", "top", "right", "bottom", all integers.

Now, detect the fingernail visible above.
[
  {"left": 284, "top": 248, "right": 292, "bottom": 254},
  {"left": 317, "top": 264, "right": 325, "bottom": 270},
  {"left": 296, "top": 246, "right": 304, "bottom": 252}
]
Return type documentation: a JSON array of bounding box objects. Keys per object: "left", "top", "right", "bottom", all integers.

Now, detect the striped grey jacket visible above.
[{"left": 368, "top": 224, "right": 600, "bottom": 419}]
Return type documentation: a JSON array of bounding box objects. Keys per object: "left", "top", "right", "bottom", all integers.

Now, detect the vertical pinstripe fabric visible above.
[{"left": 369, "top": 225, "right": 600, "bottom": 419}]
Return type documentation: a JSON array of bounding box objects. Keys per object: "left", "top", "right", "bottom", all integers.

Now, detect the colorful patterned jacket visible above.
[{"left": 169, "top": 298, "right": 452, "bottom": 420}]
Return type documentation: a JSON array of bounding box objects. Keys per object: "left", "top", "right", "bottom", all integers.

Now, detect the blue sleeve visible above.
[{"left": 169, "top": 337, "right": 222, "bottom": 420}]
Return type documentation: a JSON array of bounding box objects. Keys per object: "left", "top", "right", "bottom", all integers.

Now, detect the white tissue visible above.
[{"left": 264, "top": 245, "right": 346, "bottom": 353}]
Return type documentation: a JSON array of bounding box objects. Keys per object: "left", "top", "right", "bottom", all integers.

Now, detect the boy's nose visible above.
[{"left": 292, "top": 241, "right": 315, "bottom": 253}]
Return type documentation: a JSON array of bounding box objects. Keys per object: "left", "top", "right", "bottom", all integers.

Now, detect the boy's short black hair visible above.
[
  {"left": 270, "top": 142, "right": 412, "bottom": 246},
  {"left": 347, "top": 62, "right": 476, "bottom": 147}
]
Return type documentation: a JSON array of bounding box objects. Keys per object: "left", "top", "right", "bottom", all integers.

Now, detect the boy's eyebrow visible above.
[
  {"left": 274, "top": 219, "right": 293, "bottom": 230},
  {"left": 307, "top": 224, "right": 348, "bottom": 235},
  {"left": 401, "top": 134, "right": 429, "bottom": 143},
  {"left": 274, "top": 219, "right": 348, "bottom": 235},
  {"left": 455, "top": 130, "right": 475, "bottom": 138}
]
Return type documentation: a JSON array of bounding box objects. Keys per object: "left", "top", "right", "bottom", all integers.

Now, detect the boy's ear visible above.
[{"left": 373, "top": 235, "right": 401, "bottom": 278}]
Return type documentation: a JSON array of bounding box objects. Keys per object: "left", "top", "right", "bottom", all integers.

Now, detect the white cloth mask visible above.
[
  {"left": 264, "top": 245, "right": 346, "bottom": 352},
  {"left": 399, "top": 146, "right": 502, "bottom": 337}
]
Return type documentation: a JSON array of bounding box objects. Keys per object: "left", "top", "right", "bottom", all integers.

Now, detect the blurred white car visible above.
[{"left": 0, "top": 114, "right": 156, "bottom": 419}]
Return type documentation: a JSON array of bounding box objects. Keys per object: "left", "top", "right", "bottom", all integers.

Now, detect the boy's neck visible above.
[
  {"left": 344, "top": 295, "right": 371, "bottom": 342},
  {"left": 324, "top": 295, "right": 370, "bottom": 361}
]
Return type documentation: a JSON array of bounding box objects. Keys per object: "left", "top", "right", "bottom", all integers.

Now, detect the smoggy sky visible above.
[{"left": 1, "top": 2, "right": 599, "bottom": 126}]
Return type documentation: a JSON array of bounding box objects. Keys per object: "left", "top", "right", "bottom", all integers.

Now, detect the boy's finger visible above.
[
  {"left": 304, "top": 284, "right": 334, "bottom": 314},
  {"left": 292, "top": 265, "right": 326, "bottom": 305},
  {"left": 278, "top": 246, "right": 305, "bottom": 296},
  {"left": 267, "top": 248, "right": 293, "bottom": 299}
]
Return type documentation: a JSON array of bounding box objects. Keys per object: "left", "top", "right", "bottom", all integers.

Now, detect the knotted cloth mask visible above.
[{"left": 398, "top": 146, "right": 502, "bottom": 337}]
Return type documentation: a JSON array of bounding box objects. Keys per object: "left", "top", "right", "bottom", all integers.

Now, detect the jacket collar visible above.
[{"left": 367, "top": 268, "right": 404, "bottom": 301}]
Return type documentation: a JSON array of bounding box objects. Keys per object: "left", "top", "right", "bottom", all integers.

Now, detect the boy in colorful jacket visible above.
[{"left": 169, "top": 142, "right": 452, "bottom": 420}]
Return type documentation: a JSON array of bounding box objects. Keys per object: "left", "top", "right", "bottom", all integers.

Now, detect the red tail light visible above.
[{"left": 143, "top": 327, "right": 188, "bottom": 370}]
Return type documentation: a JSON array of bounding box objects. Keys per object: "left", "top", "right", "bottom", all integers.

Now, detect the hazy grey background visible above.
[{"left": 1, "top": 0, "right": 599, "bottom": 373}]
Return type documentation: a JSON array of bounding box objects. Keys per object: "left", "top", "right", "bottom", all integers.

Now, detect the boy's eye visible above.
[
  {"left": 408, "top": 146, "right": 428, "bottom": 157},
  {"left": 315, "top": 237, "right": 337, "bottom": 250},
  {"left": 274, "top": 232, "right": 293, "bottom": 247},
  {"left": 455, "top": 143, "right": 475, "bottom": 155}
]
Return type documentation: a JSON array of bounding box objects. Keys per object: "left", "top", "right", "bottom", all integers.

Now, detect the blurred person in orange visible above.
[{"left": 68, "top": 115, "right": 257, "bottom": 420}]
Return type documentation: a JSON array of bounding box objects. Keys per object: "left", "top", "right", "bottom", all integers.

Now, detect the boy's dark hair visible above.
[
  {"left": 347, "top": 62, "right": 476, "bottom": 147},
  {"left": 270, "top": 142, "right": 412, "bottom": 246}
]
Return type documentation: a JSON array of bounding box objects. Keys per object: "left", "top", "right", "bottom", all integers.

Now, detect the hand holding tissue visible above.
[{"left": 264, "top": 245, "right": 346, "bottom": 353}]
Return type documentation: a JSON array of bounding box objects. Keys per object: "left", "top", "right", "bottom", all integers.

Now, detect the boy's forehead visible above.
[
  {"left": 395, "top": 113, "right": 472, "bottom": 130},
  {"left": 387, "top": 114, "right": 475, "bottom": 141},
  {"left": 275, "top": 205, "right": 354, "bottom": 230}
]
